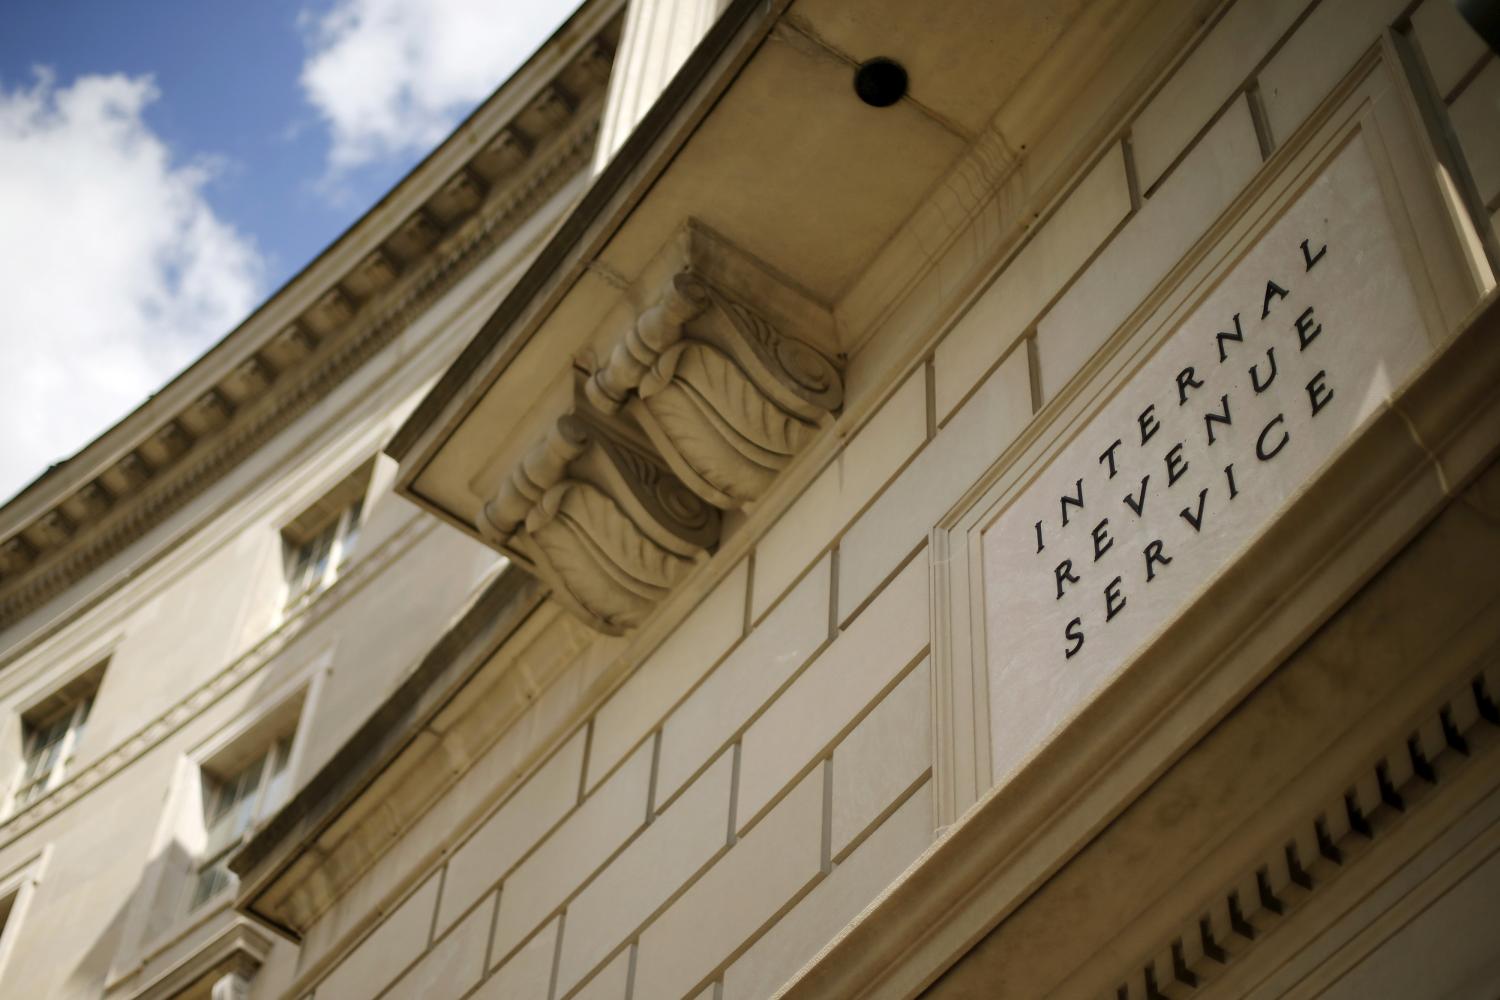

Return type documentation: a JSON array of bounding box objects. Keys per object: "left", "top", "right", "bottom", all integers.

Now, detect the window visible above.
[
  {"left": 281, "top": 461, "right": 372, "bottom": 614},
  {"left": 190, "top": 734, "right": 294, "bottom": 911},
  {"left": 0, "top": 886, "right": 15, "bottom": 944},
  {"left": 12, "top": 664, "right": 104, "bottom": 812}
]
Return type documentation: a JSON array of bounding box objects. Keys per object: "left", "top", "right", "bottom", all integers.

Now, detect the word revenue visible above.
[{"left": 1032, "top": 237, "right": 1334, "bottom": 662}]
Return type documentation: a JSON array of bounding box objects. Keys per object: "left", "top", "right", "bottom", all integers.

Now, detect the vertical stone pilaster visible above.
[{"left": 593, "top": 0, "right": 725, "bottom": 172}]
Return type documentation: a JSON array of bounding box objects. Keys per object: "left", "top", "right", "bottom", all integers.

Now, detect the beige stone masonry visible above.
[
  {"left": 655, "top": 555, "right": 831, "bottom": 806},
  {"left": 751, "top": 368, "right": 927, "bottom": 621},
  {"left": 1450, "top": 58, "right": 1500, "bottom": 209},
  {"left": 737, "top": 551, "right": 930, "bottom": 832},
  {"left": 490, "top": 738, "right": 652, "bottom": 965},
  {"left": 556, "top": 749, "right": 733, "bottom": 995},
  {"left": 829, "top": 657, "right": 932, "bottom": 861},
  {"left": 477, "top": 915, "right": 557, "bottom": 999},
  {"left": 568, "top": 944, "right": 631, "bottom": 1000},
  {"left": 837, "top": 347, "right": 1031, "bottom": 625},
  {"left": 1412, "top": 0, "right": 1491, "bottom": 101},
  {"left": 933, "top": 143, "right": 1130, "bottom": 425},
  {"left": 633, "top": 767, "right": 824, "bottom": 1000},
  {"left": 383, "top": 898, "right": 489, "bottom": 1000},
  {"left": 317, "top": 873, "right": 440, "bottom": 1000},
  {"left": 1036, "top": 95, "right": 1262, "bottom": 401},
  {"left": 1130, "top": 0, "right": 1307, "bottom": 194},
  {"left": 435, "top": 727, "right": 587, "bottom": 936},
  {"left": 720, "top": 781, "right": 934, "bottom": 1000},
  {"left": 1259, "top": 0, "right": 1410, "bottom": 145},
  {"left": 586, "top": 559, "right": 747, "bottom": 792}
]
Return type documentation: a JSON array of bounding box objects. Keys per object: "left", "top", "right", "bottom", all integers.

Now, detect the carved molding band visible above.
[
  {"left": 1108, "top": 667, "right": 1500, "bottom": 1000},
  {"left": 479, "top": 413, "right": 719, "bottom": 634}
]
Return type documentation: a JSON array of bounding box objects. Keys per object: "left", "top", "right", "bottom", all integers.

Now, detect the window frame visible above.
[
  {"left": 0, "top": 849, "right": 48, "bottom": 991},
  {"left": 175, "top": 673, "right": 319, "bottom": 918},
  {"left": 9, "top": 664, "right": 105, "bottom": 816},
  {"left": 189, "top": 735, "right": 294, "bottom": 912},
  {"left": 279, "top": 463, "right": 372, "bottom": 617}
]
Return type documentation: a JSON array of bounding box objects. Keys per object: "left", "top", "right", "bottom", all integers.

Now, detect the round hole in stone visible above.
[{"left": 853, "top": 58, "right": 908, "bottom": 108}]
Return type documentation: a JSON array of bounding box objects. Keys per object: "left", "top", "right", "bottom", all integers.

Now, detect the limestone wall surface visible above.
[{"left": 285, "top": 2, "right": 1500, "bottom": 999}]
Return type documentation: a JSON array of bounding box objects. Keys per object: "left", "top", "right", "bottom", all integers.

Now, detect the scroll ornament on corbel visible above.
[
  {"left": 477, "top": 413, "right": 720, "bottom": 634},
  {"left": 583, "top": 272, "right": 844, "bottom": 509}
]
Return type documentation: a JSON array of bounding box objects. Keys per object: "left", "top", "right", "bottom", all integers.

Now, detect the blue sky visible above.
[{"left": 0, "top": 0, "right": 578, "bottom": 501}]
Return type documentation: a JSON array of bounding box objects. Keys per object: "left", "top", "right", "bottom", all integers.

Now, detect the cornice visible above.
[{"left": 0, "top": 2, "right": 623, "bottom": 635}]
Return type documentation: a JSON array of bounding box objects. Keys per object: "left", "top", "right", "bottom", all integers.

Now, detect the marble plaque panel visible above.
[{"left": 981, "top": 137, "right": 1433, "bottom": 783}]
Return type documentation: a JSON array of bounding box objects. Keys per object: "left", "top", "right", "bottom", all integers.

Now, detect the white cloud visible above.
[
  {"left": 0, "top": 71, "right": 265, "bottom": 501},
  {"left": 300, "top": 0, "right": 576, "bottom": 172}
]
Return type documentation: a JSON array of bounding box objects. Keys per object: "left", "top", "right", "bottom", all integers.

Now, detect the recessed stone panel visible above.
[{"left": 981, "top": 137, "right": 1434, "bottom": 785}]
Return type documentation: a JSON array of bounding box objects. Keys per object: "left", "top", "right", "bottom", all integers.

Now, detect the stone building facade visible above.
[{"left": 1, "top": 0, "right": 1498, "bottom": 998}]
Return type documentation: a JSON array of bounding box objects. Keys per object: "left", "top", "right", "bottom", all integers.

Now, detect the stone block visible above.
[
  {"left": 1259, "top": 0, "right": 1409, "bottom": 146},
  {"left": 839, "top": 349, "right": 1031, "bottom": 624},
  {"left": 1449, "top": 58, "right": 1500, "bottom": 208},
  {"left": 491, "top": 740, "right": 653, "bottom": 965},
  {"left": 317, "top": 873, "right": 440, "bottom": 1000},
  {"left": 829, "top": 658, "right": 932, "bottom": 860},
  {"left": 478, "top": 916, "right": 557, "bottom": 998},
  {"left": 436, "top": 728, "right": 586, "bottom": 935},
  {"left": 633, "top": 768, "right": 824, "bottom": 1000},
  {"left": 752, "top": 369, "right": 927, "bottom": 620},
  {"left": 1412, "top": 0, "right": 1490, "bottom": 101},
  {"left": 1037, "top": 96, "right": 1261, "bottom": 402},
  {"left": 738, "top": 552, "right": 930, "bottom": 831},
  {"left": 588, "top": 561, "right": 748, "bottom": 791},
  {"left": 656, "top": 558, "right": 831, "bottom": 806},
  {"left": 721, "top": 782, "right": 933, "bottom": 1000},
  {"left": 1132, "top": 0, "right": 1307, "bottom": 191},
  {"left": 385, "top": 898, "right": 489, "bottom": 1000},
  {"left": 935, "top": 143, "right": 1130, "bottom": 423},
  {"left": 556, "top": 751, "right": 733, "bottom": 995},
  {"left": 570, "top": 945, "right": 631, "bottom": 1000}
]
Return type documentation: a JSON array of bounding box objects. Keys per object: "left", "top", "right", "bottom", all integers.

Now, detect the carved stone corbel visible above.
[
  {"left": 584, "top": 268, "right": 843, "bottom": 509},
  {"left": 477, "top": 412, "right": 719, "bottom": 634}
]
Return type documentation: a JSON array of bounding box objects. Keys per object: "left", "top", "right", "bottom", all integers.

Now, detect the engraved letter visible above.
[
  {"left": 1262, "top": 279, "right": 1289, "bottom": 319},
  {"left": 1139, "top": 404, "right": 1160, "bottom": 446},
  {"left": 1092, "top": 517, "right": 1113, "bottom": 562},
  {"left": 1165, "top": 442, "right": 1189, "bottom": 486},
  {"left": 1064, "top": 617, "right": 1085, "bottom": 659},
  {"left": 1034, "top": 519, "right": 1045, "bottom": 554},
  {"left": 1060, "top": 478, "right": 1085, "bottom": 527},
  {"left": 1099, "top": 438, "right": 1123, "bottom": 479},
  {"left": 1204, "top": 393, "right": 1231, "bottom": 446},
  {"left": 1225, "top": 462, "right": 1239, "bottom": 499},
  {"left": 1256, "top": 414, "right": 1289, "bottom": 461},
  {"left": 1180, "top": 487, "right": 1210, "bottom": 532},
  {"left": 1123, "top": 475, "right": 1150, "bottom": 517},
  {"left": 1250, "top": 347, "right": 1278, "bottom": 394},
  {"left": 1177, "top": 366, "right": 1205, "bottom": 406},
  {"left": 1144, "top": 539, "right": 1173, "bottom": 582},
  {"left": 1306, "top": 370, "right": 1334, "bottom": 417},
  {"left": 1301, "top": 238, "right": 1327, "bottom": 271},
  {"left": 1055, "top": 559, "right": 1080, "bottom": 600},
  {"left": 1216, "top": 312, "right": 1244, "bottom": 363},
  {"left": 1295, "top": 306, "right": 1322, "bottom": 351},
  {"left": 1104, "top": 576, "right": 1127, "bottom": 622}
]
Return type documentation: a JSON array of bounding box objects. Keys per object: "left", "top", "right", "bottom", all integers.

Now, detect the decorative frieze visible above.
[{"left": 479, "top": 412, "right": 719, "bottom": 634}]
